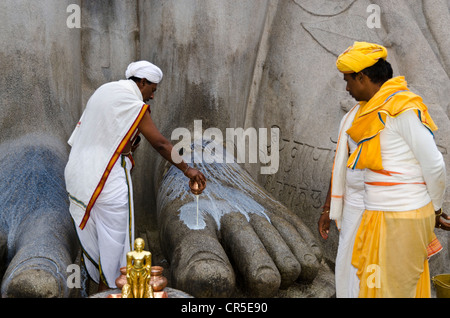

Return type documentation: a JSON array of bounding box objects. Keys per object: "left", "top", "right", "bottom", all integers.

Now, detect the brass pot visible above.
[
  {"left": 115, "top": 266, "right": 127, "bottom": 289},
  {"left": 432, "top": 274, "right": 450, "bottom": 298},
  {"left": 150, "top": 266, "right": 168, "bottom": 291}
]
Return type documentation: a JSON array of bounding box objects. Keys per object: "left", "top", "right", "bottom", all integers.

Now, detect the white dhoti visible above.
[
  {"left": 335, "top": 203, "right": 363, "bottom": 298},
  {"left": 330, "top": 104, "right": 365, "bottom": 298},
  {"left": 76, "top": 156, "right": 135, "bottom": 288}
]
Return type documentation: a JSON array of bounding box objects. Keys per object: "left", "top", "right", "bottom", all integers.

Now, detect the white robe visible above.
[
  {"left": 364, "top": 110, "right": 446, "bottom": 212},
  {"left": 334, "top": 148, "right": 365, "bottom": 298},
  {"left": 76, "top": 156, "right": 135, "bottom": 287},
  {"left": 330, "top": 105, "right": 365, "bottom": 298},
  {"left": 65, "top": 79, "right": 147, "bottom": 286},
  {"left": 65, "top": 79, "right": 146, "bottom": 229}
]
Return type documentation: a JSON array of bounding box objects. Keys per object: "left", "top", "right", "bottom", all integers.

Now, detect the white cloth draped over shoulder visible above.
[
  {"left": 65, "top": 79, "right": 148, "bottom": 229},
  {"left": 330, "top": 104, "right": 366, "bottom": 297},
  {"left": 330, "top": 104, "right": 361, "bottom": 229}
]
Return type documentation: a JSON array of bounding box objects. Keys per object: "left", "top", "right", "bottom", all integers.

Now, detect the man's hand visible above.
[
  {"left": 318, "top": 211, "right": 331, "bottom": 239},
  {"left": 186, "top": 168, "right": 207, "bottom": 195}
]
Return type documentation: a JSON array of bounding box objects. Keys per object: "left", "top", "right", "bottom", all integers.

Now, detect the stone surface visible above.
[
  {"left": 156, "top": 145, "right": 323, "bottom": 297},
  {"left": 134, "top": 0, "right": 450, "bottom": 293},
  {"left": 0, "top": 0, "right": 81, "bottom": 297},
  {"left": 0, "top": 0, "right": 449, "bottom": 298}
]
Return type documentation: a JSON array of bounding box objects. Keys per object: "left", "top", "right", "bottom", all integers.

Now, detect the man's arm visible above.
[
  {"left": 393, "top": 110, "right": 449, "bottom": 230},
  {"left": 393, "top": 110, "right": 446, "bottom": 211},
  {"left": 138, "top": 110, "right": 206, "bottom": 193}
]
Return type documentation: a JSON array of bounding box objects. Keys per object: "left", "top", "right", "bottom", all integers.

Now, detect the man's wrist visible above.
[{"left": 322, "top": 204, "right": 330, "bottom": 215}]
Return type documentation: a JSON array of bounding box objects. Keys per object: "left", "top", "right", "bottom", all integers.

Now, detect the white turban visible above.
[{"left": 125, "top": 61, "right": 163, "bottom": 84}]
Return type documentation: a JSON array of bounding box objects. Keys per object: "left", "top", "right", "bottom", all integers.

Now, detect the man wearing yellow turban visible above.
[
  {"left": 336, "top": 41, "right": 388, "bottom": 74},
  {"left": 327, "top": 41, "right": 449, "bottom": 298}
]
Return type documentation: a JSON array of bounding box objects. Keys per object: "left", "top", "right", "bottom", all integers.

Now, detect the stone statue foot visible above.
[
  {"left": 156, "top": 146, "right": 322, "bottom": 297},
  {"left": 0, "top": 135, "right": 78, "bottom": 298}
]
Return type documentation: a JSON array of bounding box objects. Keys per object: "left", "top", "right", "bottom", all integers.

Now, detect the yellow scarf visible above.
[{"left": 346, "top": 76, "right": 437, "bottom": 170}]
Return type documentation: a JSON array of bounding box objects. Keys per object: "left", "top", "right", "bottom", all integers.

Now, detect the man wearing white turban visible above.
[
  {"left": 125, "top": 60, "right": 163, "bottom": 84},
  {"left": 65, "top": 61, "right": 206, "bottom": 292}
]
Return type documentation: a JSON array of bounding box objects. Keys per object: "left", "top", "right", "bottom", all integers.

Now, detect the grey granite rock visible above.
[{"left": 0, "top": 0, "right": 448, "bottom": 298}]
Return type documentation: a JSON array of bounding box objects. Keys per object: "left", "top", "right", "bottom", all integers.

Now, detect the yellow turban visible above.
[{"left": 336, "top": 41, "right": 388, "bottom": 73}]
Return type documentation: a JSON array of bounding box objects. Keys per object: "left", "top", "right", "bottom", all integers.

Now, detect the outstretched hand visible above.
[{"left": 185, "top": 167, "right": 207, "bottom": 195}]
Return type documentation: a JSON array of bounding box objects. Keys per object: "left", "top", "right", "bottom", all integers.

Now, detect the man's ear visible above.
[
  {"left": 357, "top": 72, "right": 364, "bottom": 82},
  {"left": 358, "top": 72, "right": 372, "bottom": 85}
]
